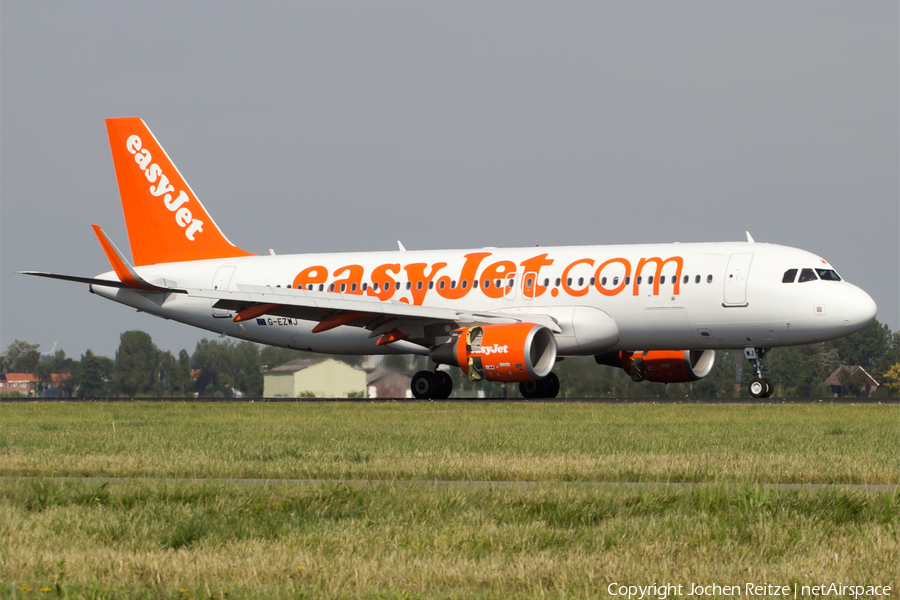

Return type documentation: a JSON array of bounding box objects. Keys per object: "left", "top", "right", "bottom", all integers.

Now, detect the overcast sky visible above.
[{"left": 2, "top": 2, "right": 897, "bottom": 360}]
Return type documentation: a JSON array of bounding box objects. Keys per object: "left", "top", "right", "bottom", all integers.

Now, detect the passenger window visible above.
[
  {"left": 798, "top": 268, "right": 817, "bottom": 283},
  {"left": 567, "top": 277, "right": 573, "bottom": 286},
  {"left": 660, "top": 276, "right": 665, "bottom": 284},
  {"left": 451, "top": 280, "right": 457, "bottom": 289},
  {"left": 578, "top": 277, "right": 584, "bottom": 286},
  {"left": 473, "top": 279, "right": 479, "bottom": 288},
  {"left": 648, "top": 275, "right": 654, "bottom": 285},
  {"left": 590, "top": 277, "right": 595, "bottom": 286},
  {"left": 439, "top": 280, "right": 445, "bottom": 289},
  {"left": 329, "top": 284, "right": 335, "bottom": 292},
  {"left": 636, "top": 276, "right": 642, "bottom": 285},
  {"left": 526, "top": 277, "right": 533, "bottom": 287},
  {"left": 428, "top": 281, "right": 434, "bottom": 289},
  {"left": 624, "top": 277, "right": 630, "bottom": 285},
  {"left": 683, "top": 275, "right": 688, "bottom": 284},
  {"left": 495, "top": 279, "right": 502, "bottom": 288},
  {"left": 707, "top": 275, "right": 713, "bottom": 283},
  {"left": 406, "top": 281, "right": 412, "bottom": 290},
  {"left": 362, "top": 283, "right": 368, "bottom": 291},
  {"left": 484, "top": 280, "right": 490, "bottom": 289},
  {"left": 507, "top": 279, "right": 514, "bottom": 288},
  {"left": 543, "top": 278, "right": 550, "bottom": 287},
  {"left": 318, "top": 284, "right": 324, "bottom": 291},
  {"left": 695, "top": 275, "right": 700, "bottom": 284},
  {"left": 601, "top": 277, "right": 607, "bottom": 286},
  {"left": 417, "top": 281, "right": 423, "bottom": 290},
  {"left": 612, "top": 277, "right": 618, "bottom": 285},
  {"left": 816, "top": 269, "right": 841, "bottom": 281},
  {"left": 462, "top": 280, "right": 468, "bottom": 289},
  {"left": 395, "top": 281, "right": 401, "bottom": 290},
  {"left": 340, "top": 283, "right": 346, "bottom": 292},
  {"left": 782, "top": 269, "right": 797, "bottom": 283},
  {"left": 555, "top": 278, "right": 561, "bottom": 287},
  {"left": 287, "top": 284, "right": 292, "bottom": 289},
  {"left": 350, "top": 283, "right": 357, "bottom": 292}
]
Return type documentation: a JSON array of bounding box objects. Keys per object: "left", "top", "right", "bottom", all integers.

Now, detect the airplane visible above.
[{"left": 21, "top": 117, "right": 878, "bottom": 399}]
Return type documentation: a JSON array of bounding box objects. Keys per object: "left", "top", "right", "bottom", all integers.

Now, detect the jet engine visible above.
[
  {"left": 595, "top": 350, "right": 715, "bottom": 383},
  {"left": 431, "top": 323, "right": 558, "bottom": 382}
]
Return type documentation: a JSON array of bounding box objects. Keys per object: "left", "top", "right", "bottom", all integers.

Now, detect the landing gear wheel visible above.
[
  {"left": 518, "top": 372, "right": 560, "bottom": 399},
  {"left": 762, "top": 378, "right": 773, "bottom": 398},
  {"left": 411, "top": 371, "right": 438, "bottom": 399},
  {"left": 435, "top": 371, "right": 453, "bottom": 399},
  {"left": 542, "top": 372, "right": 560, "bottom": 398},
  {"left": 519, "top": 380, "right": 540, "bottom": 399},
  {"left": 749, "top": 377, "right": 767, "bottom": 398}
]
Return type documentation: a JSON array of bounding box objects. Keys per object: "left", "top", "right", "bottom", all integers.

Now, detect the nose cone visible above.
[{"left": 842, "top": 285, "right": 877, "bottom": 333}]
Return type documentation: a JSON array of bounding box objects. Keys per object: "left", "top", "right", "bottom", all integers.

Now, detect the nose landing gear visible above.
[{"left": 744, "top": 347, "right": 773, "bottom": 398}]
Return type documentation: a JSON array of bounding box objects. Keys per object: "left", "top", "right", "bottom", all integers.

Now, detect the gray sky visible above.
[{"left": 2, "top": 2, "right": 898, "bottom": 360}]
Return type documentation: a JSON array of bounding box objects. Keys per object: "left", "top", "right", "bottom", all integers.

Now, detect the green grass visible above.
[
  {"left": 1, "top": 402, "right": 898, "bottom": 598},
  {"left": 1, "top": 479, "right": 898, "bottom": 599},
  {"left": 1, "top": 402, "right": 898, "bottom": 484}
]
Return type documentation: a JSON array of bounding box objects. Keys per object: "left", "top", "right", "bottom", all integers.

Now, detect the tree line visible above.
[{"left": 1, "top": 319, "right": 897, "bottom": 398}]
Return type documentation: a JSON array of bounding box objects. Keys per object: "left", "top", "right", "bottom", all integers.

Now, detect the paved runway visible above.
[{"left": 2, "top": 397, "right": 897, "bottom": 403}]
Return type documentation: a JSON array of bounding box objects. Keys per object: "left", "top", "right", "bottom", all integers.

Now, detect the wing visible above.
[{"left": 186, "top": 284, "right": 561, "bottom": 348}]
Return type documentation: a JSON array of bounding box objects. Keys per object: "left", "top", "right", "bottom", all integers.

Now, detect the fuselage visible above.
[{"left": 90, "top": 240, "right": 877, "bottom": 356}]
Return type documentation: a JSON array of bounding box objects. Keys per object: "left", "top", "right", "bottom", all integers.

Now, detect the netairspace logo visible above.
[{"left": 606, "top": 582, "right": 893, "bottom": 599}]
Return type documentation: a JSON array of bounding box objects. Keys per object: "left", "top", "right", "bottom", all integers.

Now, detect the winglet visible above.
[
  {"left": 745, "top": 231, "right": 755, "bottom": 243},
  {"left": 91, "top": 224, "right": 158, "bottom": 291},
  {"left": 397, "top": 240, "right": 406, "bottom": 252}
]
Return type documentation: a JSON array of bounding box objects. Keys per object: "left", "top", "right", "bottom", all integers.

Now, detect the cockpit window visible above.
[
  {"left": 816, "top": 269, "right": 841, "bottom": 281},
  {"left": 782, "top": 269, "right": 797, "bottom": 283},
  {"left": 798, "top": 268, "right": 818, "bottom": 283}
]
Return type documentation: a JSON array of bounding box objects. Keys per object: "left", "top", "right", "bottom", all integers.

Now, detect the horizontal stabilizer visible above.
[{"left": 19, "top": 271, "right": 185, "bottom": 293}]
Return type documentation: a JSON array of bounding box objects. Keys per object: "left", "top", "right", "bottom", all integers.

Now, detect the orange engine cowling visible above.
[
  {"left": 595, "top": 350, "right": 715, "bottom": 383},
  {"left": 431, "top": 323, "right": 558, "bottom": 382}
]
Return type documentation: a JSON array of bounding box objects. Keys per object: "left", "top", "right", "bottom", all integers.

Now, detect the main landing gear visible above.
[
  {"left": 744, "top": 347, "right": 773, "bottom": 398},
  {"left": 410, "top": 370, "right": 561, "bottom": 399},
  {"left": 519, "top": 372, "right": 560, "bottom": 399},
  {"left": 411, "top": 370, "right": 453, "bottom": 400}
]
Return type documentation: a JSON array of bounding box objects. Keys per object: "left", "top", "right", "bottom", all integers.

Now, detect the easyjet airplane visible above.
[{"left": 22, "top": 118, "right": 878, "bottom": 399}]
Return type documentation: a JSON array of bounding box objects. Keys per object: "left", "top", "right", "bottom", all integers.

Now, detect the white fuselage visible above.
[{"left": 90, "top": 241, "right": 877, "bottom": 355}]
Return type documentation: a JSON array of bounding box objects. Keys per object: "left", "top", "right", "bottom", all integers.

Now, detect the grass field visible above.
[
  {"left": 1, "top": 402, "right": 898, "bottom": 598},
  {"left": 2, "top": 402, "right": 898, "bottom": 484}
]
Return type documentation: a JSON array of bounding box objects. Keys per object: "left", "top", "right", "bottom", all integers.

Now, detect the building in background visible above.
[
  {"left": 824, "top": 366, "right": 879, "bottom": 397},
  {"left": 366, "top": 367, "right": 413, "bottom": 399},
  {"left": 0, "top": 373, "right": 38, "bottom": 396},
  {"left": 264, "top": 358, "right": 366, "bottom": 398}
]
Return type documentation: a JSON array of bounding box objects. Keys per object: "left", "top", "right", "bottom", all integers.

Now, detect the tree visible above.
[
  {"left": 112, "top": 331, "right": 159, "bottom": 396},
  {"left": 827, "top": 320, "right": 892, "bottom": 370},
  {"left": 35, "top": 349, "right": 78, "bottom": 396},
  {"left": 1, "top": 339, "right": 41, "bottom": 373},
  {"left": 78, "top": 349, "right": 113, "bottom": 398},
  {"left": 882, "top": 364, "right": 900, "bottom": 396}
]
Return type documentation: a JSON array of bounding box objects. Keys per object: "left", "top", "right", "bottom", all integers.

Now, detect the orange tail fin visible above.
[{"left": 105, "top": 117, "right": 253, "bottom": 266}]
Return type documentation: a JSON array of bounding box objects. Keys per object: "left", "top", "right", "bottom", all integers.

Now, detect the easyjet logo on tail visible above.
[{"left": 125, "top": 135, "right": 204, "bottom": 241}]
